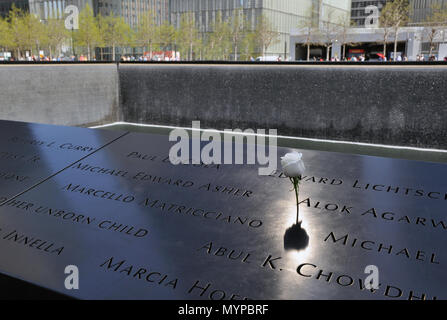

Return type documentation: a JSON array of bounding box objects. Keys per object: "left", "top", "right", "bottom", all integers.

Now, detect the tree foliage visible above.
[
  {"left": 380, "top": 0, "right": 410, "bottom": 59},
  {"left": 0, "top": 6, "right": 284, "bottom": 61},
  {"left": 253, "top": 14, "right": 280, "bottom": 57},
  {"left": 74, "top": 4, "right": 101, "bottom": 60}
]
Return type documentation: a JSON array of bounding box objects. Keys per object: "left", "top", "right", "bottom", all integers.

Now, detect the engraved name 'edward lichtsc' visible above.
[{"left": 269, "top": 170, "right": 447, "bottom": 201}]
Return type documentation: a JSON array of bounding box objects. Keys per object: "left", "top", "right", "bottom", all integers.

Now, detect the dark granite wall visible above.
[{"left": 119, "top": 64, "right": 447, "bottom": 149}]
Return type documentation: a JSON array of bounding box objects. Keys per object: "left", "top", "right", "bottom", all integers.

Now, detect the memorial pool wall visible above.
[
  {"left": 0, "top": 63, "right": 120, "bottom": 127},
  {"left": 1, "top": 62, "right": 446, "bottom": 149}
]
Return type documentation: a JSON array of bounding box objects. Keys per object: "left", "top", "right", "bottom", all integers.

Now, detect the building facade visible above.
[
  {"left": 27, "top": 0, "right": 92, "bottom": 21},
  {"left": 350, "top": 0, "right": 391, "bottom": 26},
  {"left": 169, "top": 0, "right": 351, "bottom": 57},
  {"left": 351, "top": 0, "right": 447, "bottom": 26},
  {"left": 119, "top": 0, "right": 169, "bottom": 28},
  {"left": 290, "top": 25, "right": 447, "bottom": 61},
  {"left": 410, "top": 0, "right": 447, "bottom": 23},
  {"left": 2, "top": 0, "right": 169, "bottom": 27},
  {"left": 0, "top": 0, "right": 29, "bottom": 17}
]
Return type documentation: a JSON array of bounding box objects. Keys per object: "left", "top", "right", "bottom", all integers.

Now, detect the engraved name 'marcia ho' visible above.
[{"left": 99, "top": 256, "right": 251, "bottom": 300}]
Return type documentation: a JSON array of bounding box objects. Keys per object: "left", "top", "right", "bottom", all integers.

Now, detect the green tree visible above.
[
  {"left": 42, "top": 18, "right": 69, "bottom": 59},
  {"left": 229, "top": 8, "right": 246, "bottom": 61},
  {"left": 177, "top": 12, "right": 200, "bottom": 60},
  {"left": 8, "top": 5, "right": 25, "bottom": 58},
  {"left": 0, "top": 16, "right": 13, "bottom": 52},
  {"left": 320, "top": 8, "right": 338, "bottom": 61},
  {"left": 158, "top": 21, "right": 176, "bottom": 52},
  {"left": 297, "top": 13, "right": 320, "bottom": 61},
  {"left": 422, "top": 3, "right": 447, "bottom": 56},
  {"left": 336, "top": 16, "right": 355, "bottom": 60},
  {"left": 100, "top": 13, "right": 133, "bottom": 61},
  {"left": 7, "top": 6, "right": 44, "bottom": 59},
  {"left": 205, "top": 11, "right": 231, "bottom": 60},
  {"left": 136, "top": 10, "right": 158, "bottom": 58},
  {"left": 379, "top": 3, "right": 393, "bottom": 58},
  {"left": 20, "top": 12, "right": 44, "bottom": 58},
  {"left": 253, "top": 14, "right": 279, "bottom": 58},
  {"left": 381, "top": 0, "right": 410, "bottom": 60},
  {"left": 97, "top": 14, "right": 107, "bottom": 60},
  {"left": 75, "top": 4, "right": 101, "bottom": 60},
  {"left": 238, "top": 31, "right": 257, "bottom": 60}
]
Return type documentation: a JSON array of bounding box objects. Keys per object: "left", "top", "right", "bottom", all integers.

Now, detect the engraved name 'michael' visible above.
[
  {"left": 2, "top": 230, "right": 64, "bottom": 255},
  {"left": 324, "top": 231, "right": 440, "bottom": 265},
  {"left": 61, "top": 183, "right": 135, "bottom": 203},
  {"left": 71, "top": 162, "right": 129, "bottom": 177}
]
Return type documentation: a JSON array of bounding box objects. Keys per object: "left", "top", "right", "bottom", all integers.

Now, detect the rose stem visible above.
[{"left": 294, "top": 177, "right": 300, "bottom": 224}]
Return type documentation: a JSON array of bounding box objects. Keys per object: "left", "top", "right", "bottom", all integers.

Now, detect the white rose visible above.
[{"left": 281, "top": 152, "right": 305, "bottom": 178}]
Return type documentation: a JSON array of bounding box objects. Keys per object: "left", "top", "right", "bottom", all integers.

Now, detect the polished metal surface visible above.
[
  {"left": 0, "top": 120, "right": 445, "bottom": 299},
  {"left": 0, "top": 120, "right": 125, "bottom": 200}
]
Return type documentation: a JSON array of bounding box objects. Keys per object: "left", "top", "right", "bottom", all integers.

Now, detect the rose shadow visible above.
[{"left": 283, "top": 222, "right": 309, "bottom": 251}]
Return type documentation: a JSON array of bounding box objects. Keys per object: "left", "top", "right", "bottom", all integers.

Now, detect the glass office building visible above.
[
  {"left": 119, "top": 0, "right": 169, "bottom": 28},
  {"left": 350, "top": 0, "right": 390, "bottom": 26},
  {"left": 411, "top": 0, "right": 447, "bottom": 23},
  {"left": 27, "top": 0, "right": 92, "bottom": 20},
  {"left": 0, "top": 0, "right": 29, "bottom": 17},
  {"left": 169, "top": 0, "right": 351, "bottom": 57},
  {"left": 351, "top": 0, "right": 447, "bottom": 27},
  {"left": 3, "top": 0, "right": 169, "bottom": 28}
]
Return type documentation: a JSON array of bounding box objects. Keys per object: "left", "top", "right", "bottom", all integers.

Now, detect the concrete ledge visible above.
[
  {"left": 0, "top": 64, "right": 120, "bottom": 127},
  {"left": 119, "top": 64, "right": 447, "bottom": 149}
]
